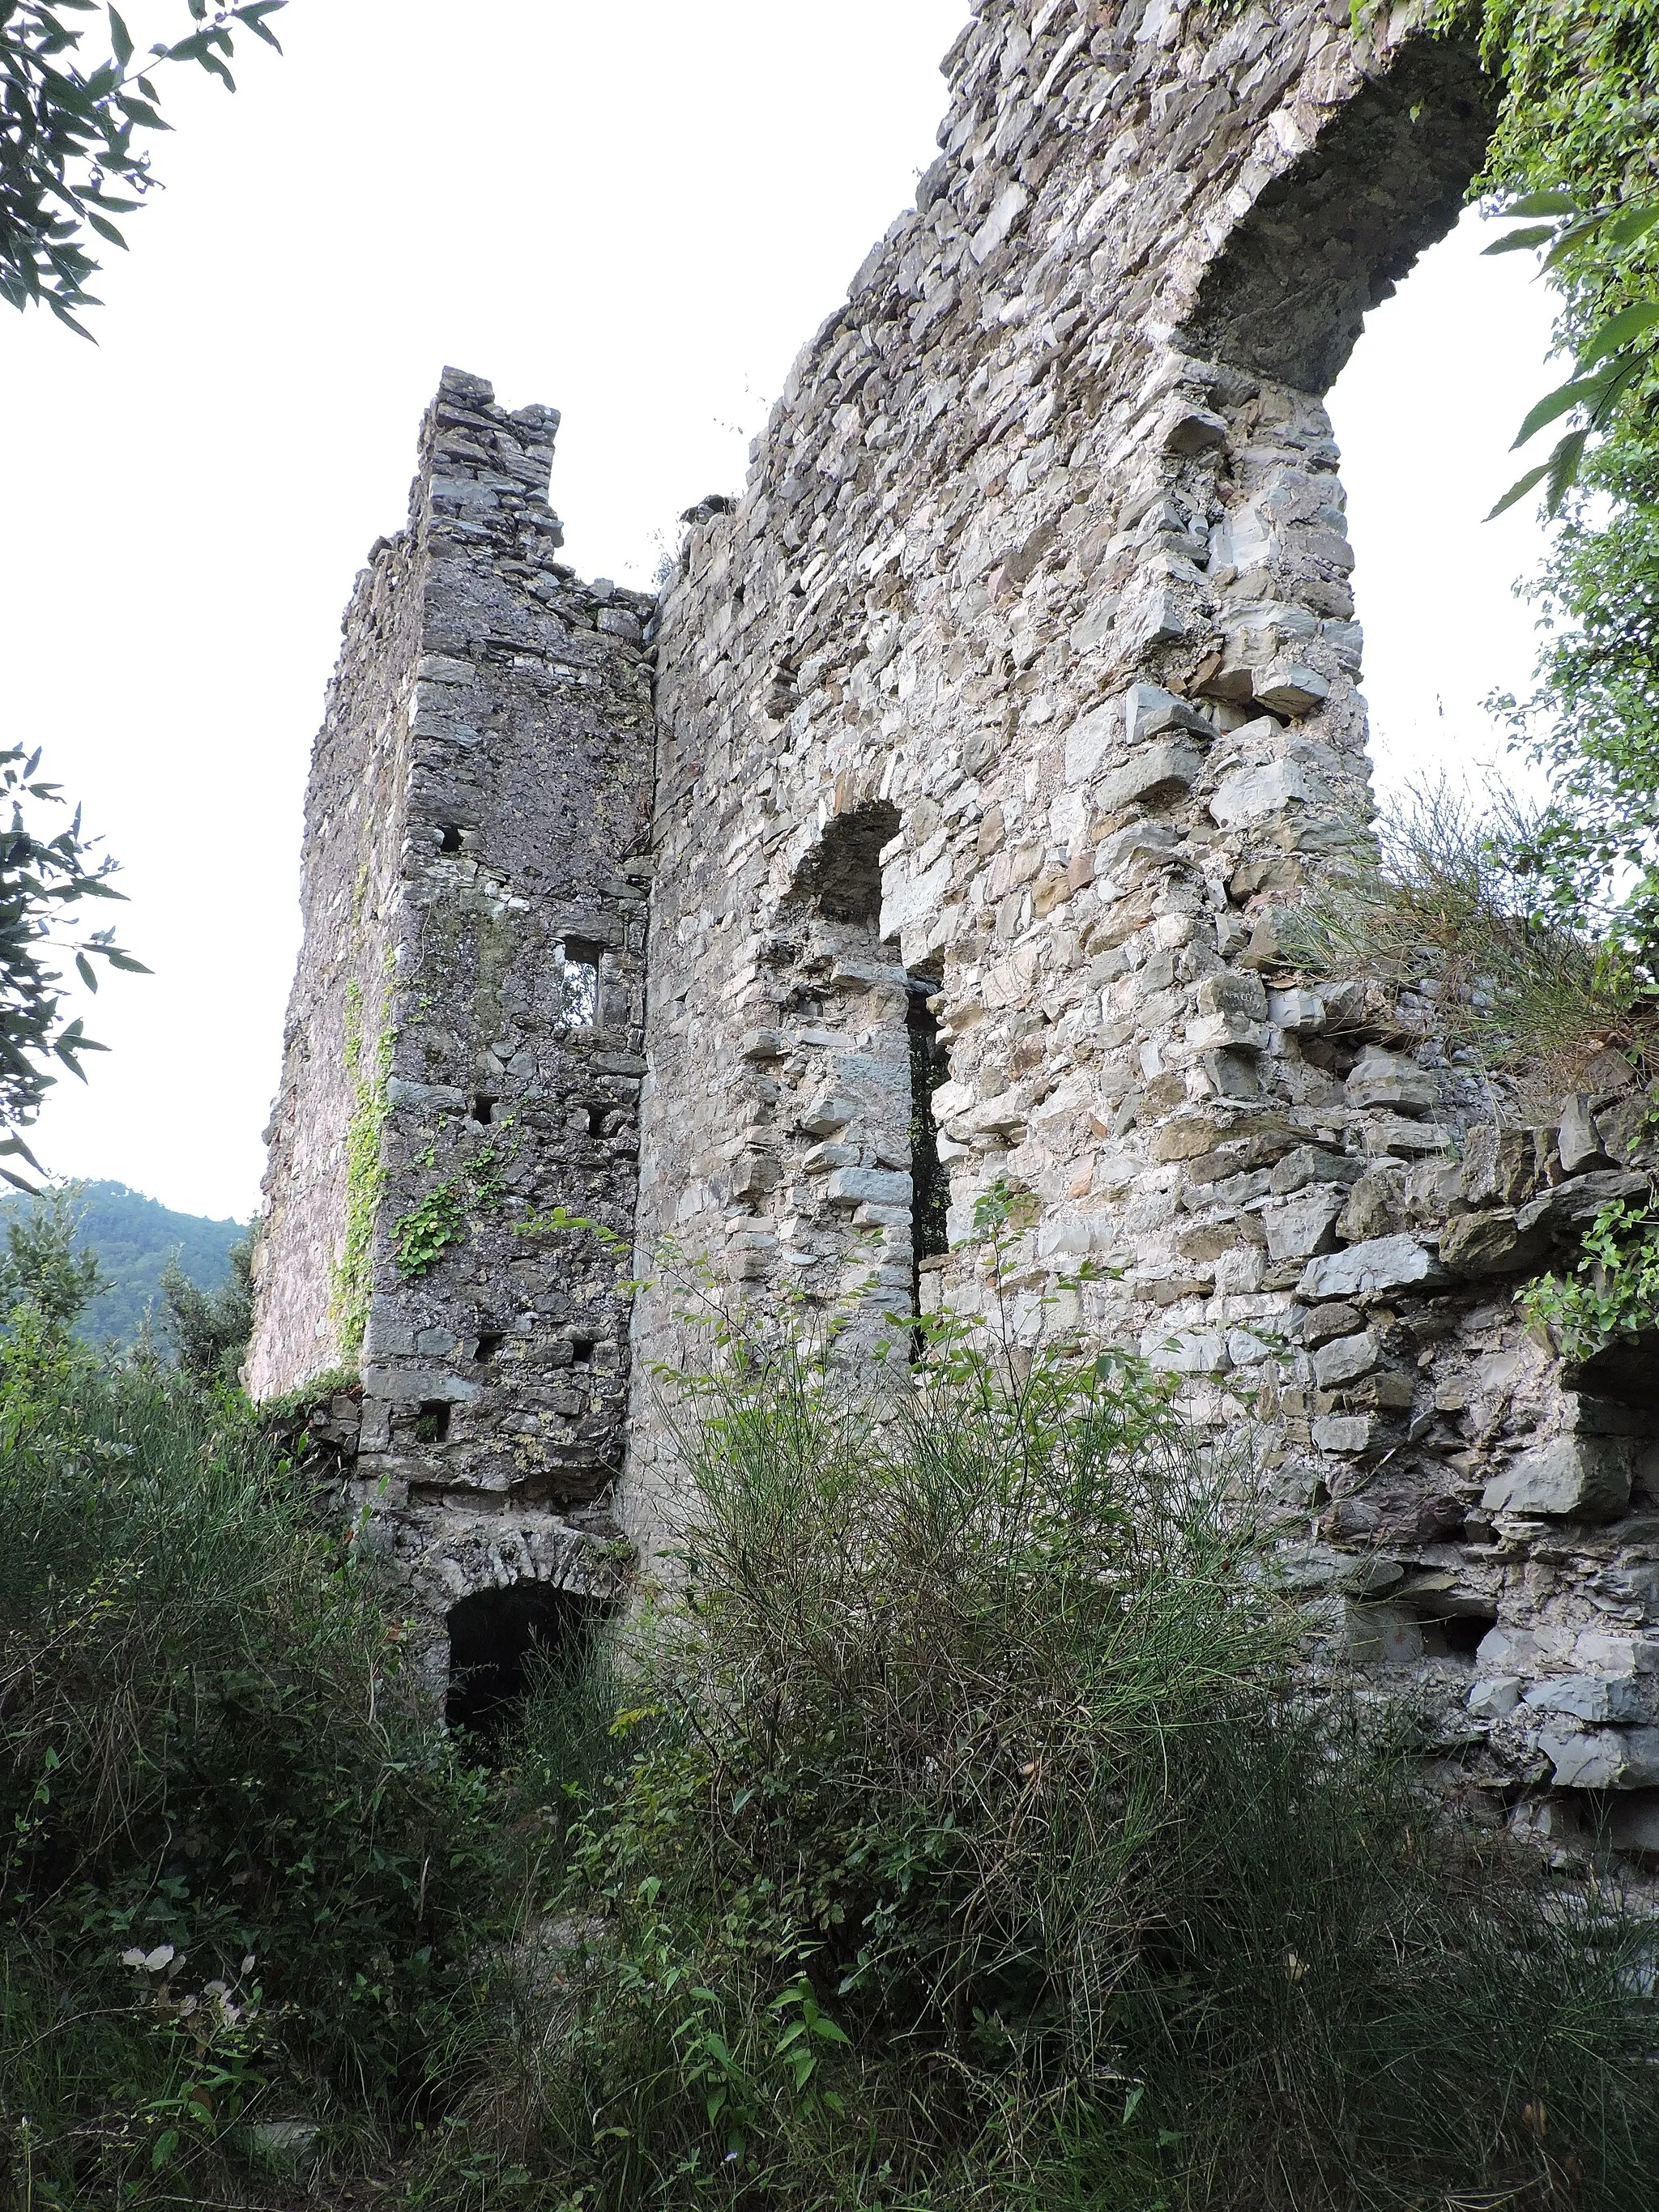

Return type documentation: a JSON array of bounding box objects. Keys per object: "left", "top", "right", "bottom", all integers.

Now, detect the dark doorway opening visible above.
[
  {"left": 907, "top": 977, "right": 949, "bottom": 1323},
  {"left": 445, "top": 1581, "right": 602, "bottom": 1741}
]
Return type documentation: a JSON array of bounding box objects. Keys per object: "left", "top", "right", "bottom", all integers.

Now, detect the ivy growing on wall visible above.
[{"left": 331, "top": 978, "right": 391, "bottom": 1356}]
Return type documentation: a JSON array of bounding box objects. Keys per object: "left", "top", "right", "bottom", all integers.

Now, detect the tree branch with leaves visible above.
[
  {"left": 0, "top": 746, "right": 148, "bottom": 1189},
  {"left": 1, "top": 0, "right": 287, "bottom": 337}
]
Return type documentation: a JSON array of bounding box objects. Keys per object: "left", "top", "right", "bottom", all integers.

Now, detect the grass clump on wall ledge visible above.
[{"left": 2, "top": 1251, "right": 1657, "bottom": 2207}]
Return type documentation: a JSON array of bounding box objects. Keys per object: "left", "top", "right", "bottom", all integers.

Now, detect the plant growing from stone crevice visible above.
[
  {"left": 390, "top": 1132, "right": 515, "bottom": 1280},
  {"left": 1520, "top": 1191, "right": 1659, "bottom": 1359}
]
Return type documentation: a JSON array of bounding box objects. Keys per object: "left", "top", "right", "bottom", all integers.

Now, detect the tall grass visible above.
[
  {"left": 0, "top": 1316, "right": 502, "bottom": 2206},
  {"left": 5, "top": 1290, "right": 1657, "bottom": 2209},
  {"left": 436, "top": 1306, "right": 1659, "bottom": 2211},
  {"left": 1283, "top": 780, "right": 1653, "bottom": 1102}
]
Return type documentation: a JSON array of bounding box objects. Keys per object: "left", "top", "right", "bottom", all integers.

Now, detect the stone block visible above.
[
  {"left": 1268, "top": 987, "right": 1324, "bottom": 1032},
  {"left": 1298, "top": 1235, "right": 1445, "bottom": 1302},
  {"left": 1271, "top": 1144, "right": 1360, "bottom": 1196},
  {"left": 1123, "top": 682, "right": 1213, "bottom": 744},
  {"left": 825, "top": 1167, "right": 912, "bottom": 1208},
  {"left": 740, "top": 1028, "right": 787, "bottom": 1062},
  {"left": 1209, "top": 757, "right": 1320, "bottom": 828},
  {"left": 1095, "top": 741, "right": 1204, "bottom": 812},
  {"left": 1525, "top": 1674, "right": 1645, "bottom": 1724},
  {"left": 1516, "top": 1169, "right": 1647, "bottom": 1246},
  {"left": 1345, "top": 1046, "right": 1435, "bottom": 1113},
  {"left": 1253, "top": 662, "right": 1330, "bottom": 717},
  {"left": 1064, "top": 702, "right": 1119, "bottom": 786},
  {"left": 1458, "top": 1124, "right": 1535, "bottom": 1208},
  {"left": 1539, "top": 1724, "right": 1659, "bottom": 1790},
  {"left": 1312, "top": 1329, "right": 1381, "bottom": 1390},
  {"left": 1482, "top": 1435, "right": 1635, "bottom": 1523},
  {"left": 1467, "top": 1677, "right": 1521, "bottom": 1720},
  {"left": 1264, "top": 1185, "right": 1346, "bottom": 1263},
  {"left": 1188, "top": 1010, "right": 1269, "bottom": 1055},
  {"left": 1557, "top": 1093, "right": 1611, "bottom": 1174},
  {"left": 1438, "top": 1207, "right": 1549, "bottom": 1277},
  {"left": 1303, "top": 1301, "right": 1363, "bottom": 1347},
  {"left": 1312, "top": 1413, "right": 1376, "bottom": 1455}
]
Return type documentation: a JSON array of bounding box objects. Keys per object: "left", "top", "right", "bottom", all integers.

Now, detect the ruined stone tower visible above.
[{"left": 252, "top": 1, "right": 1659, "bottom": 1841}]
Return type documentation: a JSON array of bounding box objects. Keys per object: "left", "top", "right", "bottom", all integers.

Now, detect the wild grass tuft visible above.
[{"left": 1282, "top": 779, "right": 1654, "bottom": 1105}]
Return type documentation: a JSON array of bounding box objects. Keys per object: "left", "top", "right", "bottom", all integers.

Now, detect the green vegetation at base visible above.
[{"left": 3, "top": 1231, "right": 1656, "bottom": 2210}]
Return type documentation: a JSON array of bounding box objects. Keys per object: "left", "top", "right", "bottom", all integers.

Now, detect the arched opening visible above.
[
  {"left": 1183, "top": 38, "right": 1497, "bottom": 394},
  {"left": 445, "top": 1579, "right": 605, "bottom": 1741},
  {"left": 786, "top": 799, "right": 901, "bottom": 922}
]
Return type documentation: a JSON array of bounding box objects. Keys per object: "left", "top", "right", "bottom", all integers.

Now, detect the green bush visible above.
[
  {"left": 436, "top": 1300, "right": 1659, "bottom": 2212},
  {"left": 0, "top": 1322, "right": 504, "bottom": 2205}
]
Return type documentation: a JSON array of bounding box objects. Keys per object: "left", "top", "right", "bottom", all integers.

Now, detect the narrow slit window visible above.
[
  {"left": 586, "top": 1105, "right": 608, "bottom": 1137},
  {"left": 559, "top": 940, "right": 603, "bottom": 1029}
]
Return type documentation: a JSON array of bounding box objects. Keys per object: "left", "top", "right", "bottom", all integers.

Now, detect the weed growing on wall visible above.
[{"left": 1520, "top": 1192, "right": 1659, "bottom": 1358}]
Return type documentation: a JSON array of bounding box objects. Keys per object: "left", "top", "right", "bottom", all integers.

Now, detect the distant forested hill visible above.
[{"left": 0, "top": 1181, "right": 247, "bottom": 1346}]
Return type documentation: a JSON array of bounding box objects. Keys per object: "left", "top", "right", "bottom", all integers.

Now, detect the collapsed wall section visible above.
[
  {"left": 633, "top": 0, "right": 1659, "bottom": 1852},
  {"left": 250, "top": 367, "right": 655, "bottom": 1656}
]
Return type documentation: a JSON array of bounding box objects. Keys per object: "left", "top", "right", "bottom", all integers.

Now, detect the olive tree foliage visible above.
[
  {"left": 0, "top": 748, "right": 147, "bottom": 1189},
  {"left": 0, "top": 1178, "right": 102, "bottom": 1334},
  {"left": 160, "top": 1230, "right": 253, "bottom": 1384},
  {"left": 2, "top": 0, "right": 288, "bottom": 336}
]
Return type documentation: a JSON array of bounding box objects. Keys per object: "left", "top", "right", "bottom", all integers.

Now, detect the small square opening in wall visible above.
[
  {"left": 468, "top": 1094, "right": 497, "bottom": 1126},
  {"left": 437, "top": 824, "right": 463, "bottom": 854},
  {"left": 570, "top": 1337, "right": 596, "bottom": 1366},
  {"left": 559, "top": 939, "right": 603, "bottom": 1028},
  {"left": 586, "top": 1105, "right": 608, "bottom": 1137},
  {"left": 474, "top": 1332, "right": 505, "bottom": 1364},
  {"left": 415, "top": 1400, "right": 451, "bottom": 1444}
]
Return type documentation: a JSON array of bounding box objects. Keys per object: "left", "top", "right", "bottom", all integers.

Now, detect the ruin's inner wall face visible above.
[
  {"left": 252, "top": 1, "right": 1659, "bottom": 1842},
  {"left": 249, "top": 368, "right": 653, "bottom": 1647},
  {"left": 629, "top": 0, "right": 1659, "bottom": 1842}
]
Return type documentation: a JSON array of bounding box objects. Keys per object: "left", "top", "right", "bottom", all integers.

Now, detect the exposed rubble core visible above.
[{"left": 253, "top": 0, "right": 1659, "bottom": 1854}]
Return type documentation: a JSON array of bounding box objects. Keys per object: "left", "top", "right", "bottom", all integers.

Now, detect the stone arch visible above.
[
  {"left": 444, "top": 1578, "right": 608, "bottom": 1737},
  {"left": 1182, "top": 36, "right": 1498, "bottom": 394},
  {"left": 785, "top": 799, "right": 902, "bottom": 922}
]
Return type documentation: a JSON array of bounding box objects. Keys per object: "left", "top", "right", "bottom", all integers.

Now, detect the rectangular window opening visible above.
[
  {"left": 415, "top": 1400, "right": 452, "bottom": 1444},
  {"left": 570, "top": 1336, "right": 596, "bottom": 1366},
  {"left": 559, "top": 939, "right": 603, "bottom": 1029},
  {"left": 469, "top": 1093, "right": 497, "bottom": 1126}
]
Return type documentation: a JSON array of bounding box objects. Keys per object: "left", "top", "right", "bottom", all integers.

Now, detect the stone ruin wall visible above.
[
  {"left": 631, "top": 0, "right": 1659, "bottom": 1863},
  {"left": 250, "top": 0, "right": 1659, "bottom": 1859},
  {"left": 248, "top": 367, "right": 655, "bottom": 1668}
]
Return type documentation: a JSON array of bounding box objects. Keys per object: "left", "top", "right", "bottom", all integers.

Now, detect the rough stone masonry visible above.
[{"left": 250, "top": 0, "right": 1659, "bottom": 1857}]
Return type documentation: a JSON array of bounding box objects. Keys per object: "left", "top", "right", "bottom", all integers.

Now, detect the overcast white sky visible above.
[{"left": 1, "top": 2, "right": 1561, "bottom": 1224}]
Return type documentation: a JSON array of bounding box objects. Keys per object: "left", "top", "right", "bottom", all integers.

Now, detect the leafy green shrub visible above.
[
  {"left": 433, "top": 1301, "right": 1659, "bottom": 2212},
  {"left": 1520, "top": 1194, "right": 1659, "bottom": 1359},
  {"left": 0, "top": 1328, "right": 504, "bottom": 2204}
]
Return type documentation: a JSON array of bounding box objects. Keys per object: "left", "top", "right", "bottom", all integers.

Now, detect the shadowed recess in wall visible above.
[
  {"left": 445, "top": 1581, "right": 606, "bottom": 1739},
  {"left": 1183, "top": 37, "right": 1497, "bottom": 393},
  {"left": 785, "top": 800, "right": 901, "bottom": 923}
]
